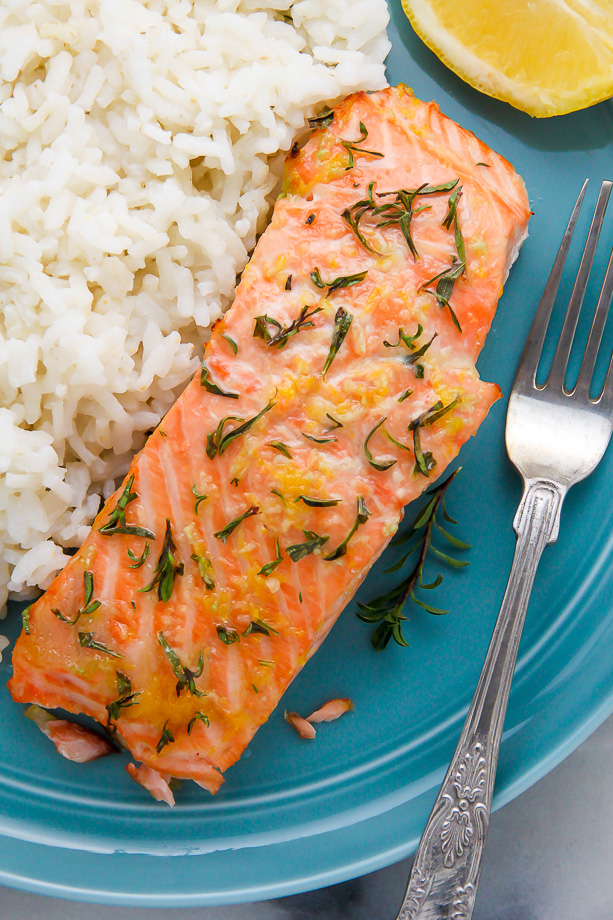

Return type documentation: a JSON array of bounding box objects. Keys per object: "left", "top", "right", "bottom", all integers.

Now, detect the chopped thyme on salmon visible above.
[{"left": 8, "top": 85, "right": 529, "bottom": 802}]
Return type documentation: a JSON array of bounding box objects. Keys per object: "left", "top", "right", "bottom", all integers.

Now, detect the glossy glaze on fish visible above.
[{"left": 8, "top": 86, "right": 530, "bottom": 801}]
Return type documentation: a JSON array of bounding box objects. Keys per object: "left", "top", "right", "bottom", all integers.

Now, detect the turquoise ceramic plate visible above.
[{"left": 2, "top": 2, "right": 613, "bottom": 905}]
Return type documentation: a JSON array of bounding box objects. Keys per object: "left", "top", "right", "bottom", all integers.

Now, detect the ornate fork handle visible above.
[{"left": 398, "top": 479, "right": 565, "bottom": 920}]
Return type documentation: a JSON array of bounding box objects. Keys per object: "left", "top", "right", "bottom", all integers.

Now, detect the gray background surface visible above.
[{"left": 1, "top": 712, "right": 612, "bottom": 920}]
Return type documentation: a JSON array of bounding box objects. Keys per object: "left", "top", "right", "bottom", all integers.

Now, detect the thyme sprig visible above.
[
  {"left": 259, "top": 538, "right": 283, "bottom": 577},
  {"left": 78, "top": 631, "right": 122, "bottom": 659},
  {"left": 322, "top": 307, "right": 353, "bottom": 376},
  {"left": 200, "top": 360, "right": 239, "bottom": 399},
  {"left": 356, "top": 469, "right": 469, "bottom": 650},
  {"left": 325, "top": 496, "right": 370, "bottom": 561},
  {"left": 341, "top": 122, "right": 384, "bottom": 169},
  {"left": 99, "top": 476, "right": 155, "bottom": 539},
  {"left": 286, "top": 530, "right": 329, "bottom": 561},
  {"left": 214, "top": 505, "right": 260, "bottom": 543},
  {"left": 384, "top": 324, "right": 437, "bottom": 377},
  {"left": 441, "top": 186, "right": 466, "bottom": 264},
  {"left": 188, "top": 711, "right": 210, "bottom": 734},
  {"left": 420, "top": 259, "right": 466, "bottom": 333},
  {"left": 409, "top": 396, "right": 461, "bottom": 477},
  {"left": 106, "top": 672, "right": 140, "bottom": 732},
  {"left": 310, "top": 268, "right": 367, "bottom": 295},
  {"left": 156, "top": 720, "right": 174, "bottom": 753},
  {"left": 206, "top": 396, "right": 275, "bottom": 459},
  {"left": 158, "top": 631, "right": 205, "bottom": 697},
  {"left": 254, "top": 305, "right": 322, "bottom": 349},
  {"left": 53, "top": 570, "right": 100, "bottom": 626},
  {"left": 139, "top": 519, "right": 184, "bottom": 602}
]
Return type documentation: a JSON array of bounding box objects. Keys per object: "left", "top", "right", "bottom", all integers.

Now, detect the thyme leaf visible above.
[
  {"left": 268, "top": 440, "right": 292, "bottom": 458},
  {"left": 408, "top": 397, "right": 461, "bottom": 477},
  {"left": 341, "top": 121, "right": 384, "bottom": 169},
  {"left": 310, "top": 268, "right": 367, "bottom": 295},
  {"left": 187, "top": 711, "right": 210, "bottom": 734},
  {"left": 286, "top": 530, "right": 329, "bottom": 562},
  {"left": 324, "top": 413, "right": 343, "bottom": 431},
  {"left": 254, "top": 305, "right": 322, "bottom": 349},
  {"left": 307, "top": 106, "right": 334, "bottom": 129},
  {"left": 216, "top": 624, "right": 240, "bottom": 645},
  {"left": 441, "top": 186, "right": 466, "bottom": 265},
  {"left": 420, "top": 259, "right": 466, "bottom": 332},
  {"left": 302, "top": 433, "right": 337, "bottom": 445},
  {"left": 139, "top": 519, "right": 184, "bottom": 602},
  {"left": 127, "top": 543, "right": 150, "bottom": 569},
  {"left": 206, "top": 397, "right": 275, "bottom": 459},
  {"left": 398, "top": 387, "right": 413, "bottom": 403},
  {"left": 214, "top": 505, "right": 259, "bottom": 543},
  {"left": 53, "top": 571, "right": 101, "bottom": 625},
  {"left": 99, "top": 475, "right": 156, "bottom": 539},
  {"left": 243, "top": 617, "right": 279, "bottom": 637},
  {"left": 322, "top": 307, "right": 353, "bottom": 376},
  {"left": 156, "top": 720, "right": 174, "bottom": 753},
  {"left": 258, "top": 538, "right": 283, "bottom": 577},
  {"left": 158, "top": 631, "right": 205, "bottom": 697},
  {"left": 78, "top": 631, "right": 122, "bottom": 659},
  {"left": 200, "top": 361, "right": 239, "bottom": 399},
  {"left": 106, "top": 672, "right": 141, "bottom": 732},
  {"left": 191, "top": 552, "right": 215, "bottom": 590},
  {"left": 364, "top": 418, "right": 397, "bottom": 471},
  {"left": 285, "top": 274, "right": 292, "bottom": 291},
  {"left": 221, "top": 334, "right": 238, "bottom": 355},
  {"left": 356, "top": 469, "right": 469, "bottom": 649},
  {"left": 295, "top": 495, "right": 341, "bottom": 507},
  {"left": 325, "top": 496, "right": 370, "bottom": 561},
  {"left": 21, "top": 606, "right": 31, "bottom": 635},
  {"left": 384, "top": 324, "right": 423, "bottom": 349},
  {"left": 192, "top": 485, "right": 208, "bottom": 514}
]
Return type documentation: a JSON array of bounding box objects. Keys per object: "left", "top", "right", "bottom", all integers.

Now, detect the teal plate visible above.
[{"left": 2, "top": 2, "right": 613, "bottom": 905}]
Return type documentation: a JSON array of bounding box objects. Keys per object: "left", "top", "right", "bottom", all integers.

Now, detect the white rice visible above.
[{"left": 0, "top": 0, "right": 390, "bottom": 612}]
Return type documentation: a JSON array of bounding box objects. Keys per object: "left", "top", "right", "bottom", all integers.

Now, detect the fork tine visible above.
[
  {"left": 546, "top": 180, "right": 612, "bottom": 392},
  {"left": 575, "top": 241, "right": 613, "bottom": 399},
  {"left": 513, "top": 179, "right": 588, "bottom": 390}
]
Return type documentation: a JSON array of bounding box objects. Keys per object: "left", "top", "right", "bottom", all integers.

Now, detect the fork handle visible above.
[{"left": 396, "top": 478, "right": 565, "bottom": 920}]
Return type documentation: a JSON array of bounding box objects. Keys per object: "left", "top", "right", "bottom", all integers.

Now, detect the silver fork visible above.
[{"left": 395, "top": 178, "right": 613, "bottom": 920}]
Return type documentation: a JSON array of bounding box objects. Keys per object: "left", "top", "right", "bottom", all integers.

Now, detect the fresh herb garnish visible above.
[
  {"left": 286, "top": 530, "right": 329, "bottom": 561},
  {"left": 322, "top": 307, "right": 353, "bottom": 376},
  {"left": 258, "top": 539, "right": 283, "bottom": 577},
  {"left": 187, "top": 711, "right": 210, "bottom": 734},
  {"left": 306, "top": 213, "right": 316, "bottom": 226},
  {"left": 216, "top": 624, "right": 240, "bottom": 645},
  {"left": 243, "top": 618, "right": 279, "bottom": 637},
  {"left": 99, "top": 475, "right": 155, "bottom": 539},
  {"left": 78, "top": 632, "right": 122, "bottom": 659},
  {"left": 258, "top": 659, "right": 275, "bottom": 668},
  {"left": 200, "top": 360, "right": 239, "bottom": 398},
  {"left": 476, "top": 161, "right": 490, "bottom": 167},
  {"left": 271, "top": 488, "right": 287, "bottom": 505},
  {"left": 341, "top": 122, "right": 384, "bottom": 170},
  {"left": 253, "top": 305, "right": 322, "bottom": 349},
  {"left": 213, "top": 505, "right": 259, "bottom": 543},
  {"left": 364, "top": 418, "right": 397, "bottom": 471},
  {"left": 307, "top": 106, "right": 334, "bottom": 129},
  {"left": 356, "top": 469, "right": 469, "bottom": 649},
  {"left": 409, "top": 397, "right": 461, "bottom": 477},
  {"left": 285, "top": 275, "right": 292, "bottom": 291},
  {"left": 268, "top": 440, "right": 292, "bottom": 458},
  {"left": 21, "top": 606, "right": 31, "bottom": 635},
  {"left": 158, "top": 631, "right": 205, "bottom": 697},
  {"left": 221, "top": 334, "right": 238, "bottom": 355},
  {"left": 127, "top": 543, "right": 150, "bottom": 569},
  {"left": 324, "top": 413, "right": 343, "bottom": 431},
  {"left": 192, "top": 485, "right": 208, "bottom": 514},
  {"left": 384, "top": 324, "right": 423, "bottom": 349},
  {"left": 139, "top": 519, "right": 184, "bottom": 602},
  {"left": 106, "top": 672, "right": 140, "bottom": 731},
  {"left": 302, "top": 433, "right": 337, "bottom": 444},
  {"left": 420, "top": 259, "right": 466, "bottom": 332},
  {"left": 206, "top": 396, "right": 275, "bottom": 459},
  {"left": 441, "top": 186, "right": 466, "bottom": 265},
  {"left": 156, "top": 720, "right": 174, "bottom": 753},
  {"left": 398, "top": 388, "right": 413, "bottom": 403},
  {"left": 310, "top": 268, "right": 367, "bottom": 295},
  {"left": 191, "top": 552, "right": 215, "bottom": 590},
  {"left": 295, "top": 495, "right": 341, "bottom": 507},
  {"left": 325, "top": 496, "right": 370, "bottom": 561},
  {"left": 53, "top": 570, "right": 101, "bottom": 626}
]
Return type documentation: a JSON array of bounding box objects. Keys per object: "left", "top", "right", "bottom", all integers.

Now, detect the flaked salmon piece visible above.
[
  {"left": 126, "top": 763, "right": 175, "bottom": 806},
  {"left": 8, "top": 86, "right": 530, "bottom": 801},
  {"left": 306, "top": 699, "right": 353, "bottom": 723},
  {"left": 24, "top": 705, "right": 116, "bottom": 763},
  {"left": 285, "top": 711, "right": 317, "bottom": 739}
]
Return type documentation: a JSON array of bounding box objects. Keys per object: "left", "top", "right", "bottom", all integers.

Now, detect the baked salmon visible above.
[{"left": 8, "top": 85, "right": 530, "bottom": 802}]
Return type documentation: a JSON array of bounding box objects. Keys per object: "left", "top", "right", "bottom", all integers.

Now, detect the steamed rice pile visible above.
[{"left": 0, "top": 0, "right": 390, "bottom": 611}]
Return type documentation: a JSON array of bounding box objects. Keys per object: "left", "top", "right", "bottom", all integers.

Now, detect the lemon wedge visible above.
[{"left": 401, "top": 0, "right": 613, "bottom": 117}]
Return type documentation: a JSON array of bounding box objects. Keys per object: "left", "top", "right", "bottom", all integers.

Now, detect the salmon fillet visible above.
[{"left": 8, "top": 85, "right": 530, "bottom": 800}]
